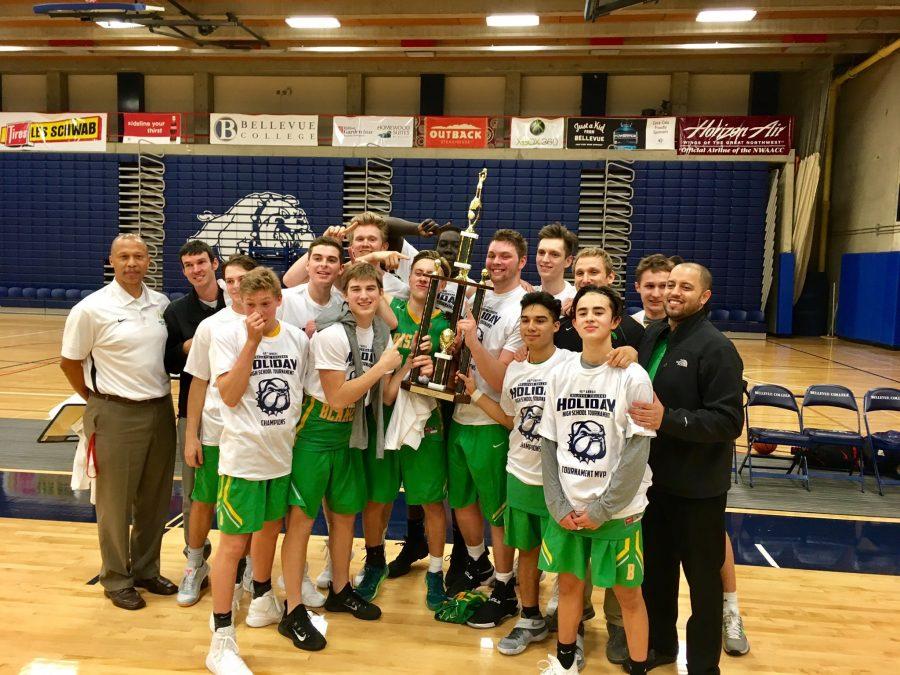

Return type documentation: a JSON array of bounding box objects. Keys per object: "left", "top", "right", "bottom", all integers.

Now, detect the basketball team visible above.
[{"left": 59, "top": 214, "right": 746, "bottom": 675}]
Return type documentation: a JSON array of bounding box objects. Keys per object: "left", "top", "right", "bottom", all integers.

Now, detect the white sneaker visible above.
[
  {"left": 316, "top": 542, "right": 332, "bottom": 589},
  {"left": 241, "top": 557, "right": 253, "bottom": 595},
  {"left": 723, "top": 607, "right": 750, "bottom": 656},
  {"left": 353, "top": 567, "right": 365, "bottom": 587},
  {"left": 275, "top": 564, "right": 326, "bottom": 609},
  {"left": 538, "top": 654, "right": 578, "bottom": 674},
  {"left": 245, "top": 589, "right": 282, "bottom": 628},
  {"left": 177, "top": 561, "right": 210, "bottom": 607},
  {"left": 545, "top": 575, "right": 560, "bottom": 617},
  {"left": 206, "top": 625, "right": 253, "bottom": 675}
]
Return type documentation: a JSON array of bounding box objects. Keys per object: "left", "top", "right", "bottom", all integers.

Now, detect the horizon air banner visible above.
[
  {"left": 0, "top": 112, "right": 107, "bottom": 152},
  {"left": 677, "top": 116, "right": 793, "bottom": 155},
  {"left": 332, "top": 116, "right": 415, "bottom": 148}
]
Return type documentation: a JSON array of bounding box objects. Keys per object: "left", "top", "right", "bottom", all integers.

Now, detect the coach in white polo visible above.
[{"left": 60, "top": 234, "right": 178, "bottom": 610}]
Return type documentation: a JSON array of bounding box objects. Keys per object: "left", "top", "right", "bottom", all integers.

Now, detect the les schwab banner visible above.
[
  {"left": 123, "top": 113, "right": 182, "bottom": 144},
  {"left": 423, "top": 117, "right": 489, "bottom": 149},
  {"left": 0, "top": 112, "right": 107, "bottom": 152}
]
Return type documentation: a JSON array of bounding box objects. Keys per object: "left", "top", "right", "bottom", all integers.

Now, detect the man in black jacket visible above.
[
  {"left": 163, "top": 240, "right": 226, "bottom": 549},
  {"left": 628, "top": 262, "right": 744, "bottom": 675}
]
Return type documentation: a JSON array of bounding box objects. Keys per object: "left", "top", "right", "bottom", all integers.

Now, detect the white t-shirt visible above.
[
  {"left": 538, "top": 356, "right": 655, "bottom": 519},
  {"left": 305, "top": 322, "right": 377, "bottom": 405},
  {"left": 397, "top": 240, "right": 417, "bottom": 283},
  {"left": 184, "top": 306, "right": 243, "bottom": 446},
  {"left": 453, "top": 285, "right": 527, "bottom": 426},
  {"left": 211, "top": 321, "right": 309, "bottom": 480},
  {"left": 61, "top": 280, "right": 170, "bottom": 400},
  {"left": 536, "top": 280, "right": 576, "bottom": 308},
  {"left": 500, "top": 347, "right": 573, "bottom": 486},
  {"left": 280, "top": 283, "right": 344, "bottom": 332}
]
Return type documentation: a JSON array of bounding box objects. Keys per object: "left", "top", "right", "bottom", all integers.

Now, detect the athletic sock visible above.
[
  {"left": 428, "top": 555, "right": 443, "bottom": 573},
  {"left": 628, "top": 659, "right": 648, "bottom": 675},
  {"left": 557, "top": 641, "right": 577, "bottom": 669},
  {"left": 213, "top": 611, "right": 232, "bottom": 631},
  {"left": 466, "top": 542, "right": 486, "bottom": 559},
  {"left": 235, "top": 556, "right": 247, "bottom": 585},
  {"left": 724, "top": 591, "right": 739, "bottom": 614},
  {"left": 366, "top": 544, "right": 387, "bottom": 568},
  {"left": 522, "top": 605, "right": 541, "bottom": 619},
  {"left": 495, "top": 570, "right": 513, "bottom": 584},
  {"left": 408, "top": 516, "right": 426, "bottom": 542},
  {"left": 252, "top": 578, "right": 272, "bottom": 599},
  {"left": 187, "top": 546, "right": 204, "bottom": 569}
]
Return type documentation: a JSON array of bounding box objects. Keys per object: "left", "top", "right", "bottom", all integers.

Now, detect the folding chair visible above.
[
  {"left": 863, "top": 387, "right": 900, "bottom": 496},
  {"left": 741, "top": 384, "right": 810, "bottom": 489},
  {"left": 801, "top": 384, "right": 866, "bottom": 492}
]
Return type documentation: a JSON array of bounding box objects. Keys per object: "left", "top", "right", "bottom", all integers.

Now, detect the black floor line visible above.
[{"left": 767, "top": 340, "right": 900, "bottom": 386}]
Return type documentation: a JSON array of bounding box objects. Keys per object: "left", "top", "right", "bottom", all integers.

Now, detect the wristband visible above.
[{"left": 471, "top": 390, "right": 483, "bottom": 403}]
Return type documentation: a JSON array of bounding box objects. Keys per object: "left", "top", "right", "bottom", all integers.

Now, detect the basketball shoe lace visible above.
[{"left": 724, "top": 609, "right": 745, "bottom": 640}]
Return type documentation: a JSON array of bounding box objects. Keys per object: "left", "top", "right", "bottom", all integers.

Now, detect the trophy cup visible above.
[{"left": 403, "top": 169, "right": 493, "bottom": 403}]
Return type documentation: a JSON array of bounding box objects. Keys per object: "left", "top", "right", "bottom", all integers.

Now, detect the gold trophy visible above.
[{"left": 404, "top": 168, "right": 493, "bottom": 403}]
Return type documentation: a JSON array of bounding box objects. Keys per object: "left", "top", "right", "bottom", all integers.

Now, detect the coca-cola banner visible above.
[
  {"left": 677, "top": 116, "right": 793, "bottom": 155},
  {"left": 123, "top": 113, "right": 181, "bottom": 144},
  {"left": 423, "top": 116, "right": 489, "bottom": 149},
  {"left": 566, "top": 118, "right": 646, "bottom": 150}
]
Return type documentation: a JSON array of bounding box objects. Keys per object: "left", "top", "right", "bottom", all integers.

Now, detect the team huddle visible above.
[{"left": 61, "top": 214, "right": 746, "bottom": 675}]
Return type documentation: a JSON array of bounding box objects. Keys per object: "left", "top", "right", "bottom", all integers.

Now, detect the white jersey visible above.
[
  {"left": 536, "top": 280, "right": 576, "bottom": 308},
  {"left": 211, "top": 321, "right": 309, "bottom": 480},
  {"left": 184, "top": 306, "right": 243, "bottom": 446},
  {"left": 500, "top": 348, "right": 573, "bottom": 486},
  {"left": 397, "top": 240, "right": 417, "bottom": 283},
  {"left": 538, "top": 356, "right": 655, "bottom": 519},
  {"left": 280, "top": 283, "right": 344, "bottom": 332},
  {"left": 305, "top": 322, "right": 376, "bottom": 405},
  {"left": 453, "top": 285, "right": 526, "bottom": 426}
]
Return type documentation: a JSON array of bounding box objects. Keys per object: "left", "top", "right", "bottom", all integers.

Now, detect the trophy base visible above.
[{"left": 401, "top": 380, "right": 471, "bottom": 404}]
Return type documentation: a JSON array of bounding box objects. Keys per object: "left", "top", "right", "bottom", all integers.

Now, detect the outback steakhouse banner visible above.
[
  {"left": 423, "top": 116, "right": 489, "bottom": 149},
  {"left": 677, "top": 116, "right": 793, "bottom": 155},
  {"left": 566, "top": 118, "right": 646, "bottom": 150},
  {"left": 0, "top": 112, "right": 107, "bottom": 152},
  {"left": 332, "top": 116, "right": 415, "bottom": 148},
  {"left": 123, "top": 113, "right": 182, "bottom": 144}
]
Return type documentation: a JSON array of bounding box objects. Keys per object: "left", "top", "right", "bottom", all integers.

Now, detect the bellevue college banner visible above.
[
  {"left": 123, "top": 113, "right": 182, "bottom": 144},
  {"left": 510, "top": 117, "right": 565, "bottom": 149},
  {"left": 677, "top": 116, "right": 793, "bottom": 155},
  {"left": 0, "top": 112, "right": 107, "bottom": 152},
  {"left": 332, "top": 116, "right": 415, "bottom": 148},
  {"left": 423, "top": 117, "right": 489, "bottom": 149},
  {"left": 210, "top": 114, "right": 318, "bottom": 146}
]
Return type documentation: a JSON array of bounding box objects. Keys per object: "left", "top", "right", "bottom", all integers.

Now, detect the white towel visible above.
[
  {"left": 385, "top": 386, "right": 437, "bottom": 451},
  {"left": 69, "top": 417, "right": 96, "bottom": 504}
]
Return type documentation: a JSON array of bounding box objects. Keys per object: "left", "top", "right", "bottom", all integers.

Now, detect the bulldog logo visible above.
[
  {"left": 568, "top": 420, "right": 607, "bottom": 464},
  {"left": 256, "top": 377, "right": 290, "bottom": 416},
  {"left": 518, "top": 405, "right": 543, "bottom": 441},
  {"left": 191, "top": 191, "right": 314, "bottom": 259}
]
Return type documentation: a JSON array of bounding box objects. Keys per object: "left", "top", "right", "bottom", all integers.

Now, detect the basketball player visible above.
[
  {"left": 206, "top": 268, "right": 309, "bottom": 673},
  {"left": 538, "top": 285, "right": 653, "bottom": 675},
  {"left": 280, "top": 236, "right": 344, "bottom": 337},
  {"left": 632, "top": 254, "right": 673, "bottom": 327},
  {"left": 535, "top": 223, "right": 578, "bottom": 306},
  {"left": 281, "top": 262, "right": 399, "bottom": 645},
  {"left": 178, "top": 254, "right": 257, "bottom": 609},
  {"left": 446, "top": 230, "right": 527, "bottom": 613}
]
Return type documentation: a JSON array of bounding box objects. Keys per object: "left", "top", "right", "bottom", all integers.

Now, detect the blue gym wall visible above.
[{"left": 0, "top": 152, "right": 769, "bottom": 317}]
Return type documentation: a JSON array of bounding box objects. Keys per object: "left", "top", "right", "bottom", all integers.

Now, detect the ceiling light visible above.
[
  {"left": 486, "top": 14, "right": 540, "bottom": 27},
  {"left": 0, "top": 45, "right": 27, "bottom": 51},
  {"left": 405, "top": 51, "right": 435, "bottom": 58},
  {"left": 305, "top": 46, "right": 363, "bottom": 52},
  {"left": 672, "top": 42, "right": 744, "bottom": 49},
  {"left": 285, "top": 16, "right": 340, "bottom": 29},
  {"left": 696, "top": 9, "right": 757, "bottom": 23},
  {"left": 126, "top": 45, "right": 180, "bottom": 52},
  {"left": 487, "top": 44, "right": 547, "bottom": 52},
  {"left": 96, "top": 20, "right": 142, "bottom": 29}
]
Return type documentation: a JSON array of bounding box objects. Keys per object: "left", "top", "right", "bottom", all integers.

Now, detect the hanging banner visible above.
[
  {"left": 0, "top": 112, "right": 107, "bottom": 152},
  {"left": 566, "top": 118, "right": 646, "bottom": 150},
  {"left": 510, "top": 117, "right": 565, "bottom": 150},
  {"left": 677, "top": 116, "right": 793, "bottom": 155},
  {"left": 332, "top": 116, "right": 415, "bottom": 148},
  {"left": 122, "top": 113, "right": 182, "bottom": 144},
  {"left": 645, "top": 117, "right": 676, "bottom": 150},
  {"left": 423, "top": 116, "right": 489, "bottom": 149},
  {"left": 210, "top": 114, "right": 318, "bottom": 146}
]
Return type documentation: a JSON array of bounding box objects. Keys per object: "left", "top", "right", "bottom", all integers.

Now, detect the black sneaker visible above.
[
  {"left": 623, "top": 649, "right": 677, "bottom": 672},
  {"left": 324, "top": 583, "right": 381, "bottom": 621},
  {"left": 465, "top": 579, "right": 519, "bottom": 628},
  {"left": 446, "top": 551, "right": 495, "bottom": 597},
  {"left": 444, "top": 541, "right": 468, "bottom": 590},
  {"left": 387, "top": 537, "right": 429, "bottom": 578},
  {"left": 278, "top": 601, "right": 326, "bottom": 651},
  {"left": 606, "top": 622, "right": 630, "bottom": 665}
]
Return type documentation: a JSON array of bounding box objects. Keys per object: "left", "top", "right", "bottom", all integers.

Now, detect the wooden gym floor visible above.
[{"left": 0, "top": 313, "right": 898, "bottom": 674}]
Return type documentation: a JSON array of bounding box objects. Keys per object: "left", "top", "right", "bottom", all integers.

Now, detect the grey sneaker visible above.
[
  {"left": 497, "top": 615, "right": 549, "bottom": 655},
  {"left": 605, "top": 622, "right": 629, "bottom": 664},
  {"left": 723, "top": 608, "right": 750, "bottom": 656},
  {"left": 177, "top": 561, "right": 210, "bottom": 607},
  {"left": 576, "top": 625, "right": 586, "bottom": 671}
]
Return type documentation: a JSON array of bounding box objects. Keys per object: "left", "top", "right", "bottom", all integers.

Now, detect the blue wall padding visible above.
[
  {"left": 837, "top": 251, "right": 900, "bottom": 348},
  {"left": 776, "top": 252, "right": 795, "bottom": 335}
]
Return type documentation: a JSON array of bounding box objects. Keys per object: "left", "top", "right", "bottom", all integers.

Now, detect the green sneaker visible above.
[
  {"left": 425, "top": 571, "right": 448, "bottom": 611},
  {"left": 355, "top": 564, "right": 388, "bottom": 602}
]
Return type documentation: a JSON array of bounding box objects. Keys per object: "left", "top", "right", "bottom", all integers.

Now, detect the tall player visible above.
[
  {"left": 447, "top": 229, "right": 527, "bottom": 618},
  {"left": 538, "top": 285, "right": 653, "bottom": 675},
  {"left": 206, "top": 268, "right": 309, "bottom": 674},
  {"left": 535, "top": 223, "right": 578, "bottom": 306},
  {"left": 280, "top": 236, "right": 344, "bottom": 337},
  {"left": 632, "top": 254, "right": 673, "bottom": 328}
]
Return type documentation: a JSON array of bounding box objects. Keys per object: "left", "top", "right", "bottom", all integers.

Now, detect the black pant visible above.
[{"left": 642, "top": 487, "right": 726, "bottom": 675}]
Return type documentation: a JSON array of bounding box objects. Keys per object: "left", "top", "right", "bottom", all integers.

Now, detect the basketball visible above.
[{"left": 752, "top": 442, "right": 778, "bottom": 455}]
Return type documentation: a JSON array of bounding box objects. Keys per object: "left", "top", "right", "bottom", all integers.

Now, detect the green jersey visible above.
[{"left": 390, "top": 297, "right": 450, "bottom": 365}]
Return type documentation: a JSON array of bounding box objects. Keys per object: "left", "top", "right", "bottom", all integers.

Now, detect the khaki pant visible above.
[
  {"left": 176, "top": 417, "right": 196, "bottom": 546},
  {"left": 84, "top": 394, "right": 176, "bottom": 591}
]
